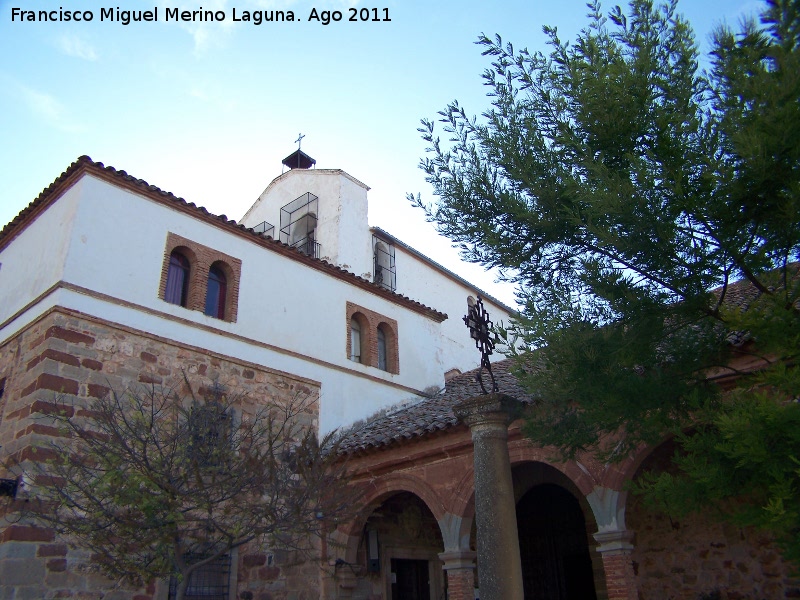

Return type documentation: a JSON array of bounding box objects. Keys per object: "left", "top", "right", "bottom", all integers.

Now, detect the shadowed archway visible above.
[{"left": 517, "top": 484, "right": 598, "bottom": 600}]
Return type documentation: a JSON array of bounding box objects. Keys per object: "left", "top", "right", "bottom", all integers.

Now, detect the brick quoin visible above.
[
  {"left": 81, "top": 358, "right": 103, "bottom": 371},
  {"left": 11, "top": 399, "right": 74, "bottom": 420},
  {"left": 87, "top": 383, "right": 111, "bottom": 399},
  {"left": 602, "top": 553, "right": 637, "bottom": 600},
  {"left": 46, "top": 558, "right": 68, "bottom": 572},
  {"left": 445, "top": 569, "right": 474, "bottom": 600},
  {"left": 1, "top": 525, "right": 55, "bottom": 543},
  {"left": 44, "top": 326, "right": 95, "bottom": 346},
  {"left": 10, "top": 444, "right": 60, "bottom": 464},
  {"left": 14, "top": 423, "right": 67, "bottom": 440},
  {"left": 37, "top": 544, "right": 68, "bottom": 557},
  {"left": 26, "top": 348, "right": 81, "bottom": 371},
  {"left": 21, "top": 373, "right": 79, "bottom": 397},
  {"left": 30, "top": 399, "right": 74, "bottom": 417}
]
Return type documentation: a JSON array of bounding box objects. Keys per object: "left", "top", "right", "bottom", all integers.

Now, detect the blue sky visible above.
[{"left": 0, "top": 0, "right": 760, "bottom": 307}]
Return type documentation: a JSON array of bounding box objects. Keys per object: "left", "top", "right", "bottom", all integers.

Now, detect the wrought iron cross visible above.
[
  {"left": 463, "top": 295, "right": 499, "bottom": 394},
  {"left": 295, "top": 133, "right": 305, "bottom": 151}
]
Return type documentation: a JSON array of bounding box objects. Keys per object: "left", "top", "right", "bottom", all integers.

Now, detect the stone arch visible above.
[
  {"left": 510, "top": 460, "right": 598, "bottom": 531},
  {"left": 338, "top": 473, "right": 447, "bottom": 564},
  {"left": 511, "top": 461, "right": 605, "bottom": 599},
  {"left": 602, "top": 435, "right": 674, "bottom": 492},
  {"left": 333, "top": 479, "right": 449, "bottom": 600},
  {"left": 508, "top": 443, "right": 598, "bottom": 496},
  {"left": 447, "top": 466, "right": 476, "bottom": 519}
]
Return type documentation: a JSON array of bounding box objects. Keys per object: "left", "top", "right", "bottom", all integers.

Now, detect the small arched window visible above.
[
  {"left": 204, "top": 265, "right": 227, "bottom": 319},
  {"left": 377, "top": 327, "right": 388, "bottom": 371},
  {"left": 350, "top": 318, "right": 362, "bottom": 363},
  {"left": 165, "top": 251, "right": 190, "bottom": 307}
]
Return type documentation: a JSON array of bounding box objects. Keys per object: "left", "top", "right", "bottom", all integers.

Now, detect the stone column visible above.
[
  {"left": 594, "top": 529, "right": 638, "bottom": 600},
  {"left": 439, "top": 550, "right": 476, "bottom": 600},
  {"left": 454, "top": 393, "right": 524, "bottom": 600}
]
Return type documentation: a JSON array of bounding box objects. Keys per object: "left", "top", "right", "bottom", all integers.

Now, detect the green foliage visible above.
[
  {"left": 412, "top": 0, "right": 800, "bottom": 564},
  {"left": 23, "top": 380, "right": 357, "bottom": 600},
  {"left": 634, "top": 388, "right": 800, "bottom": 565}
]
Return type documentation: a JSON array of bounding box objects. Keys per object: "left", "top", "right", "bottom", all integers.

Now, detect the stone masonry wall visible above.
[
  {"left": 628, "top": 496, "right": 800, "bottom": 599},
  {"left": 0, "top": 308, "right": 322, "bottom": 600}
]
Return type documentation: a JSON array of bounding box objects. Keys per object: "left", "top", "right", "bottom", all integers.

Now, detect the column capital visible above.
[
  {"left": 594, "top": 529, "right": 635, "bottom": 554},
  {"left": 453, "top": 393, "right": 523, "bottom": 428},
  {"left": 438, "top": 550, "right": 477, "bottom": 571}
]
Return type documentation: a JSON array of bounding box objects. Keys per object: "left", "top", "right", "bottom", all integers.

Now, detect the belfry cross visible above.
[{"left": 295, "top": 133, "right": 305, "bottom": 151}]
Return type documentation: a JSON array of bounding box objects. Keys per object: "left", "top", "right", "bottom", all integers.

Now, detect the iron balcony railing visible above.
[{"left": 290, "top": 236, "right": 320, "bottom": 259}]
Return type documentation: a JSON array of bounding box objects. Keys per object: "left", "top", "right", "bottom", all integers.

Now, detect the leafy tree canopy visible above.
[{"left": 411, "top": 0, "right": 799, "bottom": 562}]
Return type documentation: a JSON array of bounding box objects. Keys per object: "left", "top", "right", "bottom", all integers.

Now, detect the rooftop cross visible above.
[{"left": 295, "top": 133, "right": 305, "bottom": 151}]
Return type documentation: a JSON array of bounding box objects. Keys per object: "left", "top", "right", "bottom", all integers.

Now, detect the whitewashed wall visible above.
[
  {"left": 1, "top": 174, "right": 445, "bottom": 433},
  {"left": 239, "top": 167, "right": 515, "bottom": 377},
  {"left": 240, "top": 169, "right": 373, "bottom": 278},
  {"left": 388, "top": 241, "right": 516, "bottom": 377},
  {"left": 0, "top": 182, "right": 80, "bottom": 326}
]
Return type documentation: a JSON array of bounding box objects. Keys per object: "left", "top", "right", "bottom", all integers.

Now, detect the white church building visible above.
[
  {"left": 4, "top": 150, "right": 792, "bottom": 600},
  {"left": 0, "top": 149, "right": 514, "bottom": 599}
]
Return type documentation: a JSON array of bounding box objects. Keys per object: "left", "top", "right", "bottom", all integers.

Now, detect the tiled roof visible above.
[
  {"left": 0, "top": 156, "right": 447, "bottom": 322},
  {"left": 338, "top": 358, "right": 532, "bottom": 454}
]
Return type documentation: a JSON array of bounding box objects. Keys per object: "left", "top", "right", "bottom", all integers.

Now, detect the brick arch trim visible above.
[
  {"left": 508, "top": 444, "right": 598, "bottom": 496},
  {"left": 347, "top": 311, "right": 371, "bottom": 365},
  {"left": 207, "top": 259, "right": 238, "bottom": 322},
  {"left": 159, "top": 232, "right": 242, "bottom": 322},
  {"left": 448, "top": 468, "right": 476, "bottom": 519},
  {"left": 376, "top": 321, "right": 399, "bottom": 374},
  {"left": 600, "top": 436, "right": 673, "bottom": 492},
  {"left": 340, "top": 473, "right": 447, "bottom": 542},
  {"left": 346, "top": 302, "right": 399, "bottom": 374}
]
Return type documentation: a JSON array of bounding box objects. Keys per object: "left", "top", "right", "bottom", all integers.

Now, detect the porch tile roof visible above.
[{"left": 338, "top": 359, "right": 532, "bottom": 454}]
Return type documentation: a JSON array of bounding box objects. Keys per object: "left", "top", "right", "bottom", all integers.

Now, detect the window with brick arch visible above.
[
  {"left": 350, "top": 317, "right": 362, "bottom": 363},
  {"left": 204, "top": 264, "right": 227, "bottom": 319},
  {"left": 377, "top": 326, "right": 387, "bottom": 371},
  {"left": 346, "top": 302, "right": 398, "bottom": 373},
  {"left": 165, "top": 251, "right": 190, "bottom": 307},
  {"left": 160, "top": 233, "right": 242, "bottom": 323},
  {"left": 377, "top": 322, "right": 398, "bottom": 374}
]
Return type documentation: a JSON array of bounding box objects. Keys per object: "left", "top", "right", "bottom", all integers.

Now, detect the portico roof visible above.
[{"left": 338, "top": 359, "right": 532, "bottom": 455}]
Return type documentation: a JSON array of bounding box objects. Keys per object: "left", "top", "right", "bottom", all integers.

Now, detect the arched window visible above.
[
  {"left": 377, "top": 326, "right": 388, "bottom": 371},
  {"left": 204, "top": 265, "right": 227, "bottom": 319},
  {"left": 165, "top": 251, "right": 190, "bottom": 306},
  {"left": 350, "top": 318, "right": 362, "bottom": 363}
]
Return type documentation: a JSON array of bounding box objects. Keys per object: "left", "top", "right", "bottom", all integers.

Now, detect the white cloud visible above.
[
  {"left": 17, "top": 84, "right": 84, "bottom": 133},
  {"left": 55, "top": 34, "right": 99, "bottom": 61},
  {"left": 152, "top": 0, "right": 235, "bottom": 55}
]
